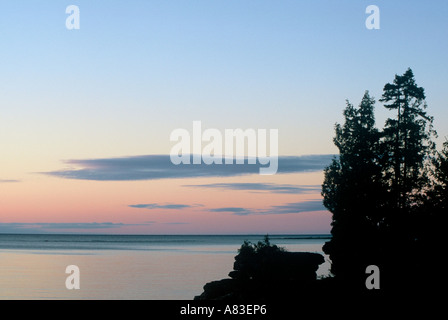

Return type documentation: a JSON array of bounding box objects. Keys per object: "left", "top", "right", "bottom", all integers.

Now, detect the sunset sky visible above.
[{"left": 1, "top": 1, "right": 447, "bottom": 234}]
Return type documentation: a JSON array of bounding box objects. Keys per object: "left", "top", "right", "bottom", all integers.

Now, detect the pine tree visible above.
[
  {"left": 321, "top": 69, "right": 441, "bottom": 293},
  {"left": 379, "top": 68, "right": 436, "bottom": 211},
  {"left": 322, "top": 91, "right": 384, "bottom": 282},
  {"left": 377, "top": 70, "right": 437, "bottom": 288},
  {"left": 432, "top": 140, "right": 448, "bottom": 209}
]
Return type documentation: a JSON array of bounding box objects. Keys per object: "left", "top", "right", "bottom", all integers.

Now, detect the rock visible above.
[
  {"left": 234, "top": 251, "right": 324, "bottom": 281},
  {"left": 194, "top": 279, "right": 238, "bottom": 300},
  {"left": 195, "top": 246, "right": 325, "bottom": 300}
]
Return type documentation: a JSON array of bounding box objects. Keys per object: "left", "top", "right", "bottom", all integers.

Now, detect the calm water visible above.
[{"left": 0, "top": 234, "right": 331, "bottom": 300}]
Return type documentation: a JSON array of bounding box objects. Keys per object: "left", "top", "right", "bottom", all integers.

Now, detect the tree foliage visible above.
[
  {"left": 322, "top": 69, "right": 444, "bottom": 291},
  {"left": 322, "top": 91, "right": 384, "bottom": 280},
  {"left": 379, "top": 68, "right": 436, "bottom": 210},
  {"left": 431, "top": 140, "right": 448, "bottom": 209},
  {"left": 238, "top": 235, "right": 285, "bottom": 256}
]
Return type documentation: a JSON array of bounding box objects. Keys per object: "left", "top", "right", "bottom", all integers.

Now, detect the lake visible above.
[{"left": 0, "top": 234, "right": 331, "bottom": 300}]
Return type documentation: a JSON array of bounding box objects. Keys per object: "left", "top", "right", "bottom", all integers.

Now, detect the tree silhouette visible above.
[
  {"left": 322, "top": 69, "right": 442, "bottom": 292},
  {"left": 414, "top": 140, "right": 448, "bottom": 282},
  {"left": 431, "top": 140, "right": 448, "bottom": 210},
  {"left": 322, "top": 91, "right": 384, "bottom": 286},
  {"left": 377, "top": 69, "right": 437, "bottom": 289},
  {"left": 380, "top": 68, "right": 436, "bottom": 211}
]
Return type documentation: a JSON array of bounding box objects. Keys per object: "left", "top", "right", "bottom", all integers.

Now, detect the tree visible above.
[
  {"left": 418, "top": 140, "right": 448, "bottom": 255},
  {"left": 431, "top": 140, "right": 448, "bottom": 209},
  {"left": 379, "top": 68, "right": 436, "bottom": 211},
  {"left": 322, "top": 69, "right": 440, "bottom": 292},
  {"left": 322, "top": 91, "right": 384, "bottom": 284},
  {"left": 376, "top": 69, "right": 438, "bottom": 288}
]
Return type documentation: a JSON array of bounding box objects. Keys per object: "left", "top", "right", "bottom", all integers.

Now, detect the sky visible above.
[{"left": 1, "top": 0, "right": 447, "bottom": 234}]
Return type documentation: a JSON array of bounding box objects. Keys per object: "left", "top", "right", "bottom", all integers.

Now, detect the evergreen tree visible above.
[
  {"left": 379, "top": 68, "right": 436, "bottom": 211},
  {"left": 420, "top": 140, "right": 448, "bottom": 251},
  {"left": 321, "top": 69, "right": 442, "bottom": 293},
  {"left": 432, "top": 140, "right": 448, "bottom": 209},
  {"left": 322, "top": 91, "right": 384, "bottom": 284},
  {"left": 377, "top": 69, "right": 437, "bottom": 288},
  {"left": 405, "top": 140, "right": 448, "bottom": 291}
]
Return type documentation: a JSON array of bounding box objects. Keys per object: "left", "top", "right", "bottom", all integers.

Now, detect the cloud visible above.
[
  {"left": 185, "top": 183, "right": 321, "bottom": 194},
  {"left": 210, "top": 200, "right": 326, "bottom": 216},
  {"left": 0, "top": 222, "right": 151, "bottom": 234},
  {"left": 39, "top": 222, "right": 129, "bottom": 229},
  {"left": 129, "top": 199, "right": 326, "bottom": 216},
  {"left": 129, "top": 203, "right": 202, "bottom": 210},
  {"left": 43, "top": 154, "right": 334, "bottom": 181},
  {"left": 0, "top": 179, "right": 20, "bottom": 183},
  {"left": 163, "top": 222, "right": 189, "bottom": 225},
  {"left": 209, "top": 207, "right": 254, "bottom": 216},
  {"left": 264, "top": 200, "right": 326, "bottom": 214}
]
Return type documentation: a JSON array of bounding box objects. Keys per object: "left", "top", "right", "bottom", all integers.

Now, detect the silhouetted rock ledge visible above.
[{"left": 195, "top": 240, "right": 325, "bottom": 300}]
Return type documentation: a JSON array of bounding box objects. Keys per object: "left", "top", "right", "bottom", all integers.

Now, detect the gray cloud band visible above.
[
  {"left": 185, "top": 183, "right": 322, "bottom": 194},
  {"left": 209, "top": 200, "right": 326, "bottom": 216},
  {"left": 0, "top": 222, "right": 142, "bottom": 233},
  {"left": 43, "top": 154, "right": 335, "bottom": 181}
]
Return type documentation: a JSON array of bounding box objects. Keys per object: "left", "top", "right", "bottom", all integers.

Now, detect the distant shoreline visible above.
[
  {"left": 0, "top": 233, "right": 331, "bottom": 238},
  {"left": 0, "top": 234, "right": 331, "bottom": 252}
]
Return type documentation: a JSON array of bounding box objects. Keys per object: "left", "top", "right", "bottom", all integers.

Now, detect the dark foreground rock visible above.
[{"left": 195, "top": 241, "right": 325, "bottom": 300}]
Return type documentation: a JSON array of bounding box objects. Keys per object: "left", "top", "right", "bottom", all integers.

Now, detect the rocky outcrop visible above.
[{"left": 195, "top": 239, "right": 325, "bottom": 300}]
